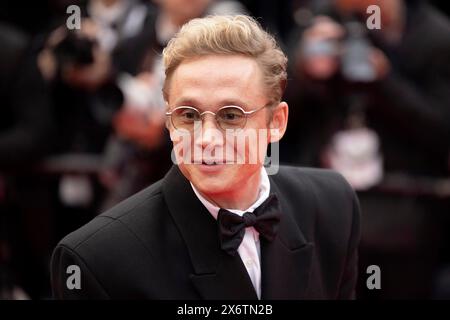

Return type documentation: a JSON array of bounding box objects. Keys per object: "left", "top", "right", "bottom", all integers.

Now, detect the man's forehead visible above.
[
  {"left": 168, "top": 55, "right": 266, "bottom": 106},
  {"left": 175, "top": 56, "right": 260, "bottom": 87}
]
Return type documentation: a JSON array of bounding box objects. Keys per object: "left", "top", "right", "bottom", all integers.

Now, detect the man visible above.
[{"left": 51, "top": 15, "right": 360, "bottom": 299}]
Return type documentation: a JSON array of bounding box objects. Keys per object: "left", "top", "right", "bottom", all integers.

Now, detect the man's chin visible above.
[
  {"left": 192, "top": 162, "right": 229, "bottom": 174},
  {"left": 186, "top": 163, "right": 237, "bottom": 191}
]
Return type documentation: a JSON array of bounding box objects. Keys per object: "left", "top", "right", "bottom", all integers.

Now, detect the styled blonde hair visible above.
[{"left": 162, "top": 15, "right": 287, "bottom": 103}]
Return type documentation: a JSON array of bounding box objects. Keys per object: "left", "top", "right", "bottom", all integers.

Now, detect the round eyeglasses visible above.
[{"left": 165, "top": 104, "right": 270, "bottom": 131}]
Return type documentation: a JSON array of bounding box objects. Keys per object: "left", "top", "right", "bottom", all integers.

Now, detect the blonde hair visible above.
[{"left": 162, "top": 15, "right": 287, "bottom": 103}]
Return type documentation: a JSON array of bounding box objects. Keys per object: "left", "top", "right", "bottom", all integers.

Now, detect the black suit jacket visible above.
[{"left": 51, "top": 165, "right": 360, "bottom": 299}]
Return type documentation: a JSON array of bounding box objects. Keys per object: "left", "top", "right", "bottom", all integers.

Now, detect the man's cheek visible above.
[
  {"left": 237, "top": 128, "right": 268, "bottom": 165},
  {"left": 224, "top": 137, "right": 237, "bottom": 164},
  {"left": 170, "top": 129, "right": 194, "bottom": 165}
]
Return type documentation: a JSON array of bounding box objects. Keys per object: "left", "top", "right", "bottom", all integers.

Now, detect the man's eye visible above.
[
  {"left": 224, "top": 113, "right": 237, "bottom": 120},
  {"left": 221, "top": 110, "right": 243, "bottom": 122},
  {"left": 181, "top": 111, "right": 197, "bottom": 120}
]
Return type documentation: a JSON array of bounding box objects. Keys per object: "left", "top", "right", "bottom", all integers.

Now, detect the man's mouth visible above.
[
  {"left": 194, "top": 159, "right": 228, "bottom": 172},
  {"left": 201, "top": 160, "right": 222, "bottom": 166}
]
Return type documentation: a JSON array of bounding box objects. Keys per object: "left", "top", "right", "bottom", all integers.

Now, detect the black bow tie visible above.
[{"left": 217, "top": 194, "right": 282, "bottom": 255}]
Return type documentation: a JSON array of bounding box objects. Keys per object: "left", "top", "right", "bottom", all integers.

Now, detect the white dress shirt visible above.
[{"left": 190, "top": 168, "right": 270, "bottom": 299}]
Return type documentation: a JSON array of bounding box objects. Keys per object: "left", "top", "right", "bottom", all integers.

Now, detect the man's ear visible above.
[
  {"left": 268, "top": 101, "right": 288, "bottom": 143},
  {"left": 164, "top": 101, "right": 171, "bottom": 131},
  {"left": 165, "top": 119, "right": 171, "bottom": 131}
]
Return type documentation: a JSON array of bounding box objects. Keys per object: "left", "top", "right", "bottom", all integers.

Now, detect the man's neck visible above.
[{"left": 199, "top": 170, "right": 262, "bottom": 211}]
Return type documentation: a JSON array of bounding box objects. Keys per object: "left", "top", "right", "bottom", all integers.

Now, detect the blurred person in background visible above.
[
  {"left": 285, "top": 0, "right": 450, "bottom": 178},
  {"left": 282, "top": 0, "right": 450, "bottom": 298},
  {"left": 36, "top": 19, "right": 123, "bottom": 241},
  {"left": 238, "top": 0, "right": 296, "bottom": 46},
  {"left": 28, "top": 2, "right": 143, "bottom": 297},
  {"left": 0, "top": 23, "right": 53, "bottom": 299}
]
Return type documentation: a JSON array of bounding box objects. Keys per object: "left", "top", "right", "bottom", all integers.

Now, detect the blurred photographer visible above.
[
  {"left": 283, "top": 0, "right": 450, "bottom": 298},
  {"left": 38, "top": 20, "right": 122, "bottom": 156},
  {"left": 34, "top": 20, "right": 124, "bottom": 265},
  {"left": 285, "top": 0, "right": 450, "bottom": 183}
]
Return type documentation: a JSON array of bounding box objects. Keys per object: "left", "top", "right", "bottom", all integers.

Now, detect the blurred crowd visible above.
[{"left": 0, "top": 0, "right": 449, "bottom": 299}]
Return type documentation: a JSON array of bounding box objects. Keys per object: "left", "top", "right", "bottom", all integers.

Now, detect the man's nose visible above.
[{"left": 197, "top": 115, "right": 221, "bottom": 148}]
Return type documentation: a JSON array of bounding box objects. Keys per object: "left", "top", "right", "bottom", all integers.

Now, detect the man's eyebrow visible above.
[
  {"left": 219, "top": 99, "right": 249, "bottom": 109},
  {"left": 173, "top": 97, "right": 201, "bottom": 107},
  {"left": 173, "top": 97, "right": 250, "bottom": 109}
]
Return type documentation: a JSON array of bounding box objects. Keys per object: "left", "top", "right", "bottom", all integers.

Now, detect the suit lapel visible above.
[
  {"left": 260, "top": 176, "right": 315, "bottom": 299},
  {"left": 162, "top": 165, "right": 258, "bottom": 299}
]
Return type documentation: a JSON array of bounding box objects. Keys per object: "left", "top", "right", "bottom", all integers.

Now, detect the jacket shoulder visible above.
[
  {"left": 275, "top": 165, "right": 355, "bottom": 200},
  {"left": 57, "top": 179, "right": 165, "bottom": 250},
  {"left": 273, "top": 165, "right": 359, "bottom": 239}
]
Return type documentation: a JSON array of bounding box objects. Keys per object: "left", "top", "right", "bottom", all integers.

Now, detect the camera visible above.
[
  {"left": 301, "top": 18, "right": 376, "bottom": 83},
  {"left": 51, "top": 31, "right": 96, "bottom": 68}
]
